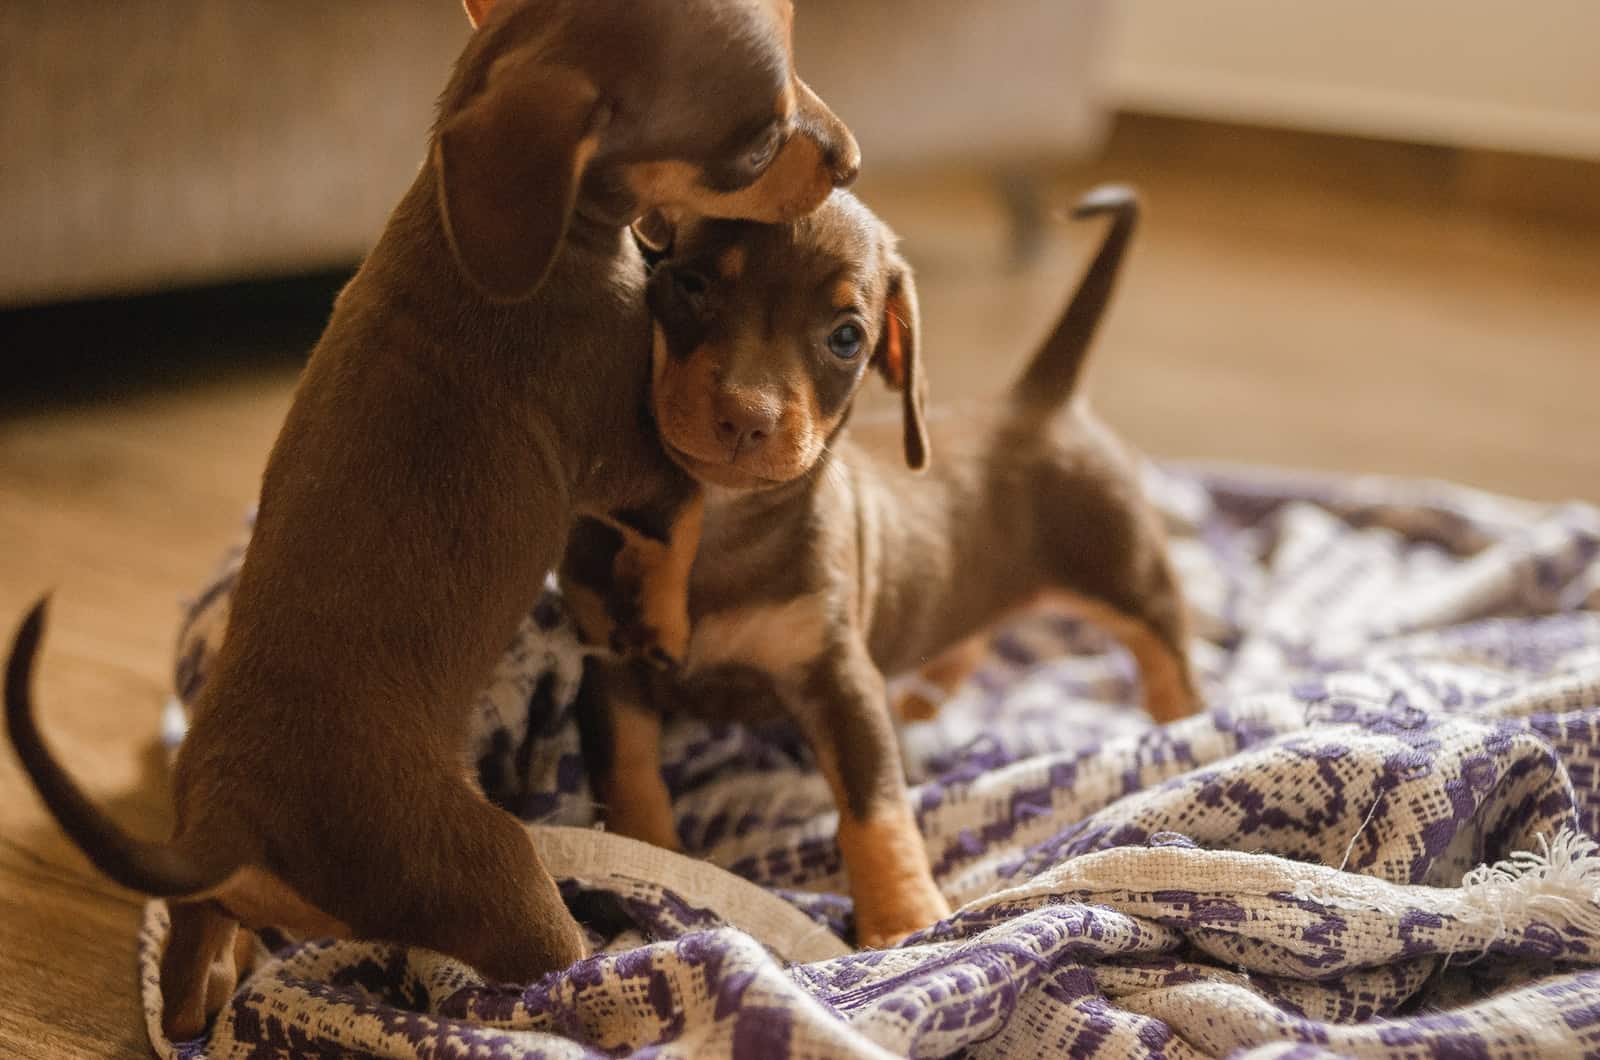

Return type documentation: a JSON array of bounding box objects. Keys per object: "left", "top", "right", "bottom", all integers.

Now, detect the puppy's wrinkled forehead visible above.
[
  {"left": 682, "top": 194, "right": 889, "bottom": 320},
  {"left": 638, "top": 0, "right": 795, "bottom": 159},
  {"left": 452, "top": 0, "right": 794, "bottom": 160}
]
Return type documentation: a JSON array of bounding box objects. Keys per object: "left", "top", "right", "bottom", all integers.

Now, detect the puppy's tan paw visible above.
[
  {"left": 1139, "top": 653, "right": 1202, "bottom": 724},
  {"left": 838, "top": 809, "right": 951, "bottom": 948},
  {"left": 892, "top": 688, "right": 941, "bottom": 723},
  {"left": 601, "top": 696, "right": 680, "bottom": 850},
  {"left": 607, "top": 800, "right": 682, "bottom": 852},
  {"left": 609, "top": 549, "right": 691, "bottom": 667},
  {"left": 854, "top": 883, "right": 952, "bottom": 949},
  {"left": 606, "top": 622, "right": 679, "bottom": 670},
  {"left": 634, "top": 592, "right": 690, "bottom": 665}
]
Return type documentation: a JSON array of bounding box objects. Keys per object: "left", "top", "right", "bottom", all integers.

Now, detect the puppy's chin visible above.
[
  {"left": 660, "top": 437, "right": 814, "bottom": 492},
  {"left": 663, "top": 442, "right": 779, "bottom": 491}
]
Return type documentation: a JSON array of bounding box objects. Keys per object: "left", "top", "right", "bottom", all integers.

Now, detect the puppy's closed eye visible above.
[
  {"left": 744, "top": 125, "right": 785, "bottom": 176},
  {"left": 671, "top": 268, "right": 709, "bottom": 307},
  {"left": 648, "top": 265, "right": 714, "bottom": 339},
  {"left": 659, "top": 267, "right": 711, "bottom": 321}
]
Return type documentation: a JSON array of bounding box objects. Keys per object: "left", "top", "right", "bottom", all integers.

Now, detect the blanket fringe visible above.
[
  {"left": 1457, "top": 829, "right": 1600, "bottom": 938},
  {"left": 1292, "top": 828, "right": 1600, "bottom": 948}
]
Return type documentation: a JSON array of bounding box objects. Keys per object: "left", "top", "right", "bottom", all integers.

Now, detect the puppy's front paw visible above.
[
  {"left": 607, "top": 623, "right": 680, "bottom": 669},
  {"left": 633, "top": 593, "right": 690, "bottom": 666},
  {"left": 891, "top": 687, "right": 941, "bottom": 723},
  {"left": 854, "top": 884, "right": 952, "bottom": 949},
  {"left": 606, "top": 796, "right": 682, "bottom": 852},
  {"left": 605, "top": 543, "right": 691, "bottom": 666},
  {"left": 839, "top": 808, "right": 952, "bottom": 948}
]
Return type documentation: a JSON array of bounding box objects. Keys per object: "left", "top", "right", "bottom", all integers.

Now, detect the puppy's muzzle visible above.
[
  {"left": 796, "top": 78, "right": 860, "bottom": 189},
  {"left": 712, "top": 390, "right": 780, "bottom": 458}
]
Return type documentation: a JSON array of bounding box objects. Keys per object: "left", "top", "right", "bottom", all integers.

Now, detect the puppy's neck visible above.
[
  {"left": 319, "top": 165, "right": 653, "bottom": 493},
  {"left": 698, "top": 454, "right": 835, "bottom": 545},
  {"left": 368, "top": 167, "right": 641, "bottom": 349}
]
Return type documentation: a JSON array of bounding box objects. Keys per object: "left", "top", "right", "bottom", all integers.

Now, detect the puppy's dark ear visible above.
[
  {"left": 434, "top": 53, "right": 605, "bottom": 301},
  {"left": 631, "top": 209, "right": 676, "bottom": 266},
  {"left": 873, "top": 254, "right": 929, "bottom": 470}
]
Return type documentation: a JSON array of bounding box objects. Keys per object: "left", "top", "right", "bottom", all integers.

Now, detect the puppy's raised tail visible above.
[
  {"left": 6, "top": 596, "right": 225, "bottom": 896},
  {"left": 1008, "top": 184, "right": 1139, "bottom": 413}
]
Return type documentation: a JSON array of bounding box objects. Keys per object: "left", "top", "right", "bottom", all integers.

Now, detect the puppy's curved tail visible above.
[
  {"left": 1008, "top": 184, "right": 1139, "bottom": 414},
  {"left": 6, "top": 596, "right": 226, "bottom": 897}
]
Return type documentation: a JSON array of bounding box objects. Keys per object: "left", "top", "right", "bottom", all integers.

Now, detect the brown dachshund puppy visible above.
[
  {"left": 5, "top": 0, "right": 857, "bottom": 1040},
  {"left": 562, "top": 185, "right": 1199, "bottom": 947}
]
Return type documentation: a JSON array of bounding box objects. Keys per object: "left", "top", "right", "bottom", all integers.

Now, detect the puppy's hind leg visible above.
[
  {"left": 383, "top": 782, "right": 589, "bottom": 985},
  {"left": 894, "top": 633, "right": 989, "bottom": 722},
  {"left": 231, "top": 925, "right": 260, "bottom": 984},
  {"left": 1052, "top": 589, "right": 1197, "bottom": 724},
  {"left": 1033, "top": 432, "right": 1200, "bottom": 723},
  {"left": 159, "top": 900, "right": 240, "bottom": 1041},
  {"left": 1037, "top": 560, "right": 1200, "bottom": 724}
]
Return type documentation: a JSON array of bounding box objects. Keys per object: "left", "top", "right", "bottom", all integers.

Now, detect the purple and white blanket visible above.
[{"left": 149, "top": 465, "right": 1600, "bottom": 1058}]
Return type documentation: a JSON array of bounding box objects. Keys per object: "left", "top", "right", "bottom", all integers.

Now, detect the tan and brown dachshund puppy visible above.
[
  {"left": 5, "top": 0, "right": 857, "bottom": 1039},
  {"left": 562, "top": 185, "right": 1199, "bottom": 947}
]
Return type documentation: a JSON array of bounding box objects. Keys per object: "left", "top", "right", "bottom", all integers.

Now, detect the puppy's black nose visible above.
[{"left": 712, "top": 393, "right": 778, "bottom": 457}]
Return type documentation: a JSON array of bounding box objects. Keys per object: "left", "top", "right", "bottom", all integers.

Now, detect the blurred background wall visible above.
[
  {"left": 2, "top": 0, "right": 1597, "bottom": 499},
  {"left": 5, "top": 2, "right": 1597, "bottom": 304},
  {"left": 1112, "top": 0, "right": 1600, "bottom": 160}
]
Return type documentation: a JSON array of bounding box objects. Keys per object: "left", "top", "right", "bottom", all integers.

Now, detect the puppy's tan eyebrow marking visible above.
[{"left": 831, "top": 278, "right": 861, "bottom": 312}]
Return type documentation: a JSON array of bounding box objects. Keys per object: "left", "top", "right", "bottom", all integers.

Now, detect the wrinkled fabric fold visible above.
[{"left": 147, "top": 465, "right": 1600, "bottom": 1058}]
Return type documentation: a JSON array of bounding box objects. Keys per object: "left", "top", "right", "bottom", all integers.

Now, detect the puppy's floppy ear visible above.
[
  {"left": 631, "top": 209, "right": 677, "bottom": 266},
  {"left": 434, "top": 51, "right": 605, "bottom": 302},
  {"left": 873, "top": 253, "right": 929, "bottom": 470}
]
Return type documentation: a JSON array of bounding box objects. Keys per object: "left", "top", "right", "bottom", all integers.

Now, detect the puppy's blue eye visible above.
[{"left": 827, "top": 323, "right": 863, "bottom": 360}]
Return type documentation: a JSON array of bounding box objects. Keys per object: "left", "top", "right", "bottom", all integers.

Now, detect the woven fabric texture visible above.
[{"left": 149, "top": 465, "right": 1600, "bottom": 1058}]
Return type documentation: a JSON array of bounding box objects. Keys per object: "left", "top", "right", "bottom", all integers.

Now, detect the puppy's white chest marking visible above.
[{"left": 687, "top": 597, "right": 828, "bottom": 676}]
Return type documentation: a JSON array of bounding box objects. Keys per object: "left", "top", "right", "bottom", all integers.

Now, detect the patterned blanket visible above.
[{"left": 149, "top": 465, "right": 1600, "bottom": 1058}]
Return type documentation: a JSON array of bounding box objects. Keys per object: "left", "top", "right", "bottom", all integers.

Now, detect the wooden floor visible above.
[{"left": 1, "top": 115, "right": 1597, "bottom": 1056}]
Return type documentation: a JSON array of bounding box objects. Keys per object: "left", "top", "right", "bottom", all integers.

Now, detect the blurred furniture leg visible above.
[
  {"left": 997, "top": 168, "right": 1049, "bottom": 270},
  {"left": 1, "top": 0, "right": 1110, "bottom": 308},
  {"left": 795, "top": 0, "right": 1112, "bottom": 268}
]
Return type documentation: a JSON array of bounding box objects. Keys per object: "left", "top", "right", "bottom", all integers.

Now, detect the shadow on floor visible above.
[{"left": 0, "top": 268, "right": 354, "bottom": 418}]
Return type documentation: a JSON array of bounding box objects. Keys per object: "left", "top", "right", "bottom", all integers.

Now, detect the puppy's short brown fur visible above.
[
  {"left": 563, "top": 185, "right": 1199, "bottom": 946},
  {"left": 5, "top": 0, "right": 857, "bottom": 1039}
]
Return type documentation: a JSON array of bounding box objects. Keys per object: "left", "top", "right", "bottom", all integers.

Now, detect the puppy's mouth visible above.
[{"left": 662, "top": 439, "right": 788, "bottom": 491}]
